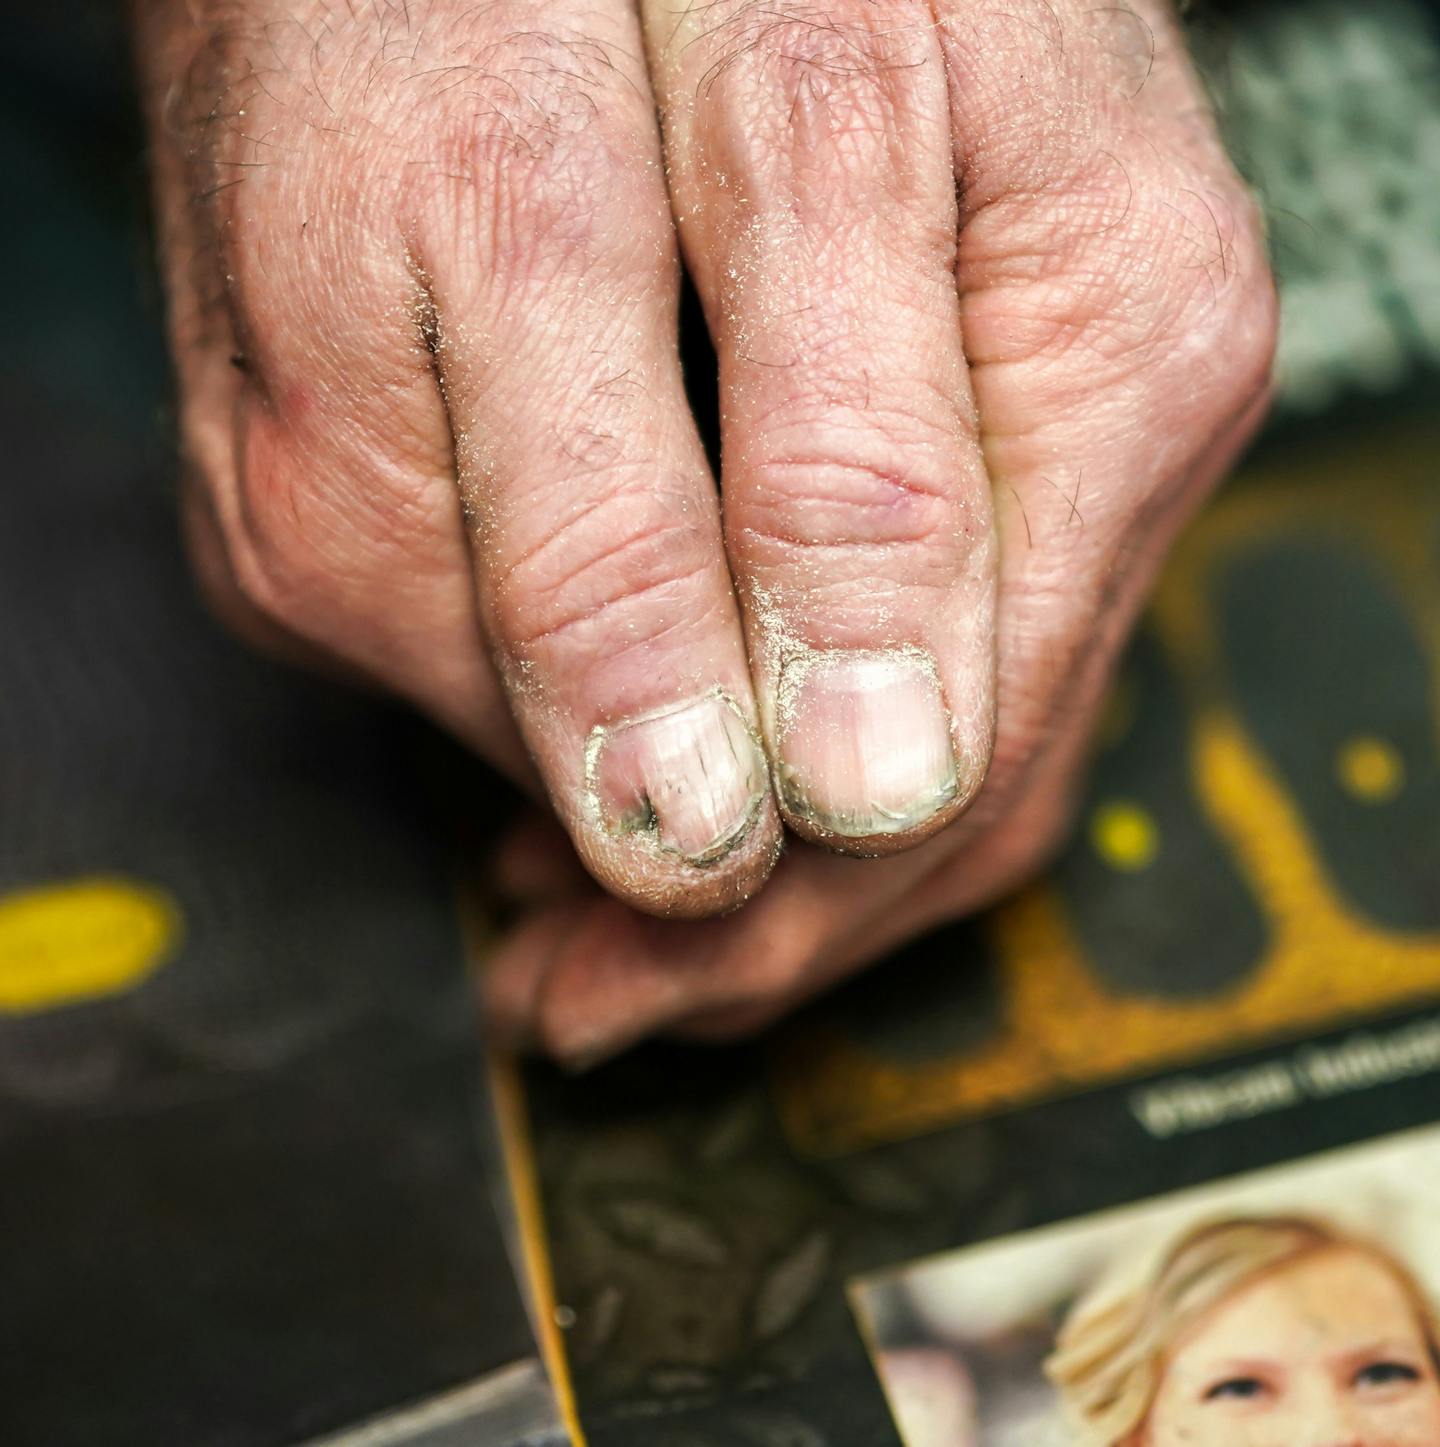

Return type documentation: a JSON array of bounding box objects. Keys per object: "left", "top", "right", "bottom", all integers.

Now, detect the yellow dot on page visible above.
[
  {"left": 0, "top": 878, "right": 181, "bottom": 1014},
  {"left": 1090, "top": 800, "right": 1160, "bottom": 872},
  {"left": 1336, "top": 735, "right": 1405, "bottom": 802}
]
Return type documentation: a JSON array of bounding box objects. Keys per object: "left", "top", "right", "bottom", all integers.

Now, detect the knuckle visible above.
[
  {"left": 179, "top": 7, "right": 655, "bottom": 284},
  {"left": 936, "top": 3, "right": 1077, "bottom": 190},
  {"left": 942, "top": 9, "right": 1278, "bottom": 435},
  {"left": 416, "top": 28, "right": 641, "bottom": 270},
  {"left": 465, "top": 140, "right": 622, "bottom": 280},
  {"left": 732, "top": 445, "right": 966, "bottom": 569},
  {"left": 684, "top": 0, "right": 936, "bottom": 192},
  {"left": 966, "top": 164, "right": 1277, "bottom": 434},
  {"left": 1136, "top": 179, "right": 1278, "bottom": 429},
  {"left": 693, "top": 1, "right": 899, "bottom": 105},
  {"left": 490, "top": 487, "right": 717, "bottom": 665},
  {"left": 451, "top": 27, "right": 615, "bottom": 153},
  {"left": 942, "top": 3, "right": 1183, "bottom": 198}
]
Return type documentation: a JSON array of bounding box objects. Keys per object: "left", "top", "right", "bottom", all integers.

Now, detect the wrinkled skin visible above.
[{"left": 133, "top": 0, "right": 1276, "bottom": 1064}]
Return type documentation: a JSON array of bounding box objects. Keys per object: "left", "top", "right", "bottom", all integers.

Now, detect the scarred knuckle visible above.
[{"left": 733, "top": 437, "right": 963, "bottom": 565}]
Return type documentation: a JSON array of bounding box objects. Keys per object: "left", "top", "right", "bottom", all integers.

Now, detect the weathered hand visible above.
[
  {"left": 483, "top": 2, "right": 1276, "bottom": 1060},
  {"left": 134, "top": 0, "right": 1275, "bottom": 1053}
]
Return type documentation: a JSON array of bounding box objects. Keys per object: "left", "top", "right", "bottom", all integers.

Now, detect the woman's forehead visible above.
[{"left": 1174, "top": 1245, "right": 1428, "bottom": 1359}]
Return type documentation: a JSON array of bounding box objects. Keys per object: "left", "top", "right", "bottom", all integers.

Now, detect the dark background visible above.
[{"left": 2, "top": 7, "right": 534, "bottom": 1445}]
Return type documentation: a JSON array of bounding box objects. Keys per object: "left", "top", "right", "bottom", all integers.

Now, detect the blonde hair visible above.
[{"left": 1045, "top": 1214, "right": 1440, "bottom": 1447}]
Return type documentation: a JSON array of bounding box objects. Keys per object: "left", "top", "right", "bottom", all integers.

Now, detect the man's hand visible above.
[{"left": 134, "top": 0, "right": 1275, "bottom": 1057}]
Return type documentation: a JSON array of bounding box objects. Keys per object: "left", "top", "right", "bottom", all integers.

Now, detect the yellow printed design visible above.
[
  {"left": 0, "top": 878, "right": 180, "bottom": 1014},
  {"left": 1088, "top": 801, "right": 1160, "bottom": 873},
  {"left": 1337, "top": 736, "right": 1405, "bottom": 803},
  {"left": 775, "top": 423, "right": 1440, "bottom": 1157}
]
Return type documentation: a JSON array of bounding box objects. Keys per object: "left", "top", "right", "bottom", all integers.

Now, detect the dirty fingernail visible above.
[
  {"left": 586, "top": 691, "right": 768, "bottom": 865},
  {"left": 776, "top": 649, "right": 958, "bottom": 840}
]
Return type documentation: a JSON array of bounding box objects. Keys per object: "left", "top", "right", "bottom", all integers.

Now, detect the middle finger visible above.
[
  {"left": 410, "top": 3, "right": 782, "bottom": 916},
  {"left": 639, "top": 0, "right": 998, "bottom": 854}
]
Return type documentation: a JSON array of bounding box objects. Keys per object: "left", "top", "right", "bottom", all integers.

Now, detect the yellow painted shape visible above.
[
  {"left": 461, "top": 890, "right": 587, "bottom": 1446},
  {"left": 1337, "top": 735, "right": 1405, "bottom": 802},
  {"left": 0, "top": 878, "right": 180, "bottom": 1014},
  {"left": 489, "top": 1053, "right": 588, "bottom": 1446},
  {"left": 1090, "top": 800, "right": 1160, "bottom": 871}
]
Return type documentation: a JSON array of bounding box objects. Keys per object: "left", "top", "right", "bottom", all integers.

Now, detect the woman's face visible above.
[{"left": 1140, "top": 1246, "right": 1440, "bottom": 1447}]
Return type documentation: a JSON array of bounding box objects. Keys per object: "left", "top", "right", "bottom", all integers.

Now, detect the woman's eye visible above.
[
  {"left": 1355, "top": 1361, "right": 1422, "bottom": 1389},
  {"left": 1204, "top": 1376, "right": 1267, "bottom": 1402}
]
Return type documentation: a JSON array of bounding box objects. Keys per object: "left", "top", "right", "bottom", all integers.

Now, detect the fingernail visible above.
[
  {"left": 586, "top": 691, "right": 768, "bottom": 865},
  {"left": 775, "top": 648, "right": 958, "bottom": 839}
]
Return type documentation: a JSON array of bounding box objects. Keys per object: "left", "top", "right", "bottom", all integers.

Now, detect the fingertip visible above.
[
  {"left": 771, "top": 646, "right": 991, "bottom": 857},
  {"left": 525, "top": 890, "right": 797, "bottom": 1067},
  {"left": 782, "top": 794, "right": 967, "bottom": 857},
  {"left": 498, "top": 704, "right": 787, "bottom": 923},
  {"left": 483, "top": 898, "right": 711, "bottom": 1067},
  {"left": 574, "top": 719, "right": 786, "bottom": 917},
  {"left": 531, "top": 903, "right": 704, "bottom": 1067},
  {"left": 495, "top": 843, "right": 905, "bottom": 1064}
]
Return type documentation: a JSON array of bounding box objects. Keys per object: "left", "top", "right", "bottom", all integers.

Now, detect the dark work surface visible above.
[{"left": 1, "top": 11, "right": 532, "bottom": 1444}]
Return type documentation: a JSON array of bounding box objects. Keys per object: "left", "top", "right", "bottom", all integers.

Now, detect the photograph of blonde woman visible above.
[
  {"left": 1049, "top": 1216, "right": 1440, "bottom": 1447},
  {"left": 854, "top": 1127, "right": 1440, "bottom": 1447}
]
